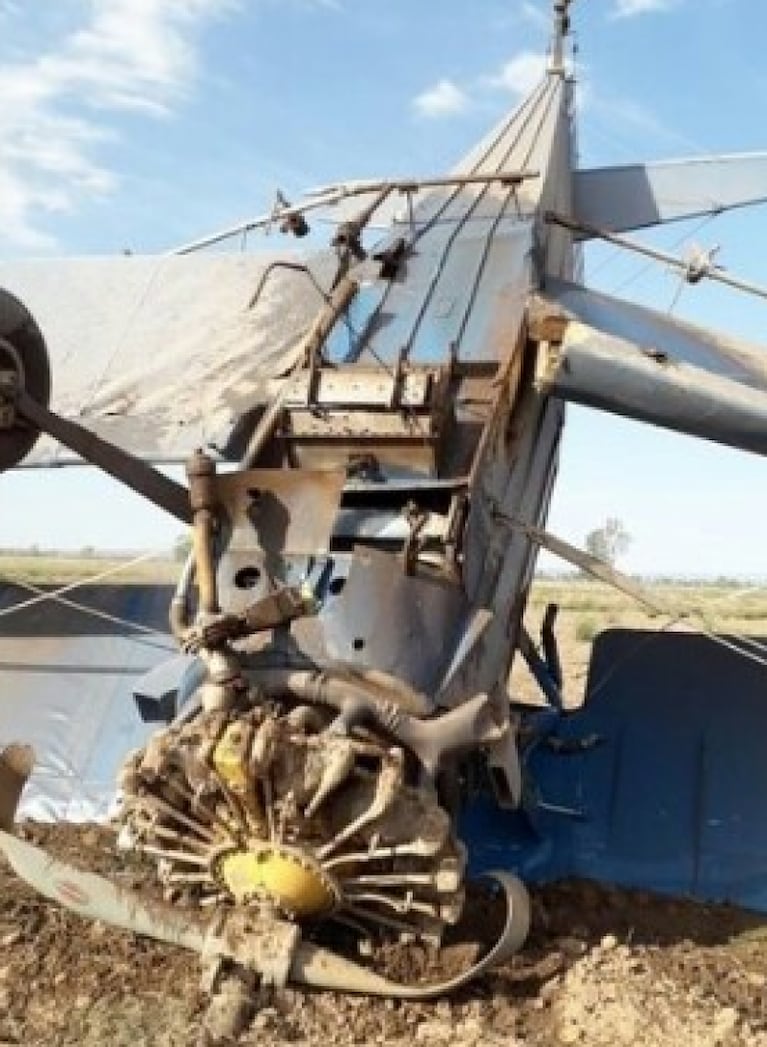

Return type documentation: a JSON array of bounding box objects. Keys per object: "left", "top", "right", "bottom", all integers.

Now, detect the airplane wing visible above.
[
  {"left": 572, "top": 154, "right": 767, "bottom": 235},
  {"left": 0, "top": 251, "right": 335, "bottom": 465},
  {"left": 531, "top": 278, "right": 767, "bottom": 456}
]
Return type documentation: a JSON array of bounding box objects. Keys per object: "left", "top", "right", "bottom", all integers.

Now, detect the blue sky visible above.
[{"left": 2, "top": 0, "right": 767, "bottom": 576}]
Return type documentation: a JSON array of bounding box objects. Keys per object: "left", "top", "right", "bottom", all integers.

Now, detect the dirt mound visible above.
[{"left": 2, "top": 824, "right": 767, "bottom": 1046}]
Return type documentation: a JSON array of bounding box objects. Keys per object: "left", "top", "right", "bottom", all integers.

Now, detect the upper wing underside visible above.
[
  {"left": 533, "top": 279, "right": 767, "bottom": 456},
  {"left": 0, "top": 252, "right": 334, "bottom": 464},
  {"left": 573, "top": 154, "right": 767, "bottom": 235}
]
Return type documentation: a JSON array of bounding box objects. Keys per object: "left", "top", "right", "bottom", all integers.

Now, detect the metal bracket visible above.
[
  {"left": 204, "top": 911, "right": 301, "bottom": 989},
  {"left": 403, "top": 500, "right": 428, "bottom": 575}
]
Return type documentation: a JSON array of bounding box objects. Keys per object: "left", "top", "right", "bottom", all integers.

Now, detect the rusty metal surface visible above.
[
  {"left": 216, "top": 468, "right": 344, "bottom": 556},
  {"left": 216, "top": 468, "right": 344, "bottom": 613},
  {"left": 284, "top": 368, "right": 433, "bottom": 409}
]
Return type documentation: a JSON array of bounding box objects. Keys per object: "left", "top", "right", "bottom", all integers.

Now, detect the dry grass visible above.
[
  {"left": 0, "top": 553, "right": 178, "bottom": 587},
  {"left": 511, "top": 576, "right": 767, "bottom": 708}
]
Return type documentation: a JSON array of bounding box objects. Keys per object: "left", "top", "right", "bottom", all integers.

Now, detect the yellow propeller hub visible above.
[{"left": 218, "top": 845, "right": 338, "bottom": 917}]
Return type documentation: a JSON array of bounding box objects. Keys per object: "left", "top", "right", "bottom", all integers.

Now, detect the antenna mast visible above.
[{"left": 549, "top": 0, "right": 573, "bottom": 74}]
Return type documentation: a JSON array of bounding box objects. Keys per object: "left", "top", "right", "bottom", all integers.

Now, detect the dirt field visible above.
[
  {"left": 2, "top": 574, "right": 767, "bottom": 1045},
  {"left": 3, "top": 824, "right": 767, "bottom": 1046}
]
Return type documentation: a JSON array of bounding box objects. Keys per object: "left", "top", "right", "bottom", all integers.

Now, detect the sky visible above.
[{"left": 1, "top": 0, "right": 767, "bottom": 576}]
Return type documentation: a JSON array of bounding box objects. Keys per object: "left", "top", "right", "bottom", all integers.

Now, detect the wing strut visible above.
[
  {"left": 8, "top": 387, "right": 192, "bottom": 524},
  {"left": 546, "top": 211, "right": 767, "bottom": 303},
  {"left": 503, "top": 515, "right": 767, "bottom": 672}
]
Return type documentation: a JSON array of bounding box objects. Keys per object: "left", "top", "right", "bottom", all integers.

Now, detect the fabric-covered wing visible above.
[
  {"left": 0, "top": 583, "right": 172, "bottom": 820},
  {"left": 0, "top": 252, "right": 334, "bottom": 464},
  {"left": 533, "top": 279, "right": 767, "bottom": 456},
  {"left": 573, "top": 154, "right": 767, "bottom": 235}
]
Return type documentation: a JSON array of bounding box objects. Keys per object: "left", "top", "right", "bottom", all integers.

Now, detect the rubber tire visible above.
[{"left": 0, "top": 287, "right": 51, "bottom": 470}]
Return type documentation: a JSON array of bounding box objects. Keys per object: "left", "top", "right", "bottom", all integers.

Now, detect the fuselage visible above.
[{"left": 214, "top": 69, "right": 578, "bottom": 803}]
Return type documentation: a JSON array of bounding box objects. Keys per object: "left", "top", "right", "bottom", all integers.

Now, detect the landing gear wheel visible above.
[{"left": 0, "top": 288, "right": 51, "bottom": 471}]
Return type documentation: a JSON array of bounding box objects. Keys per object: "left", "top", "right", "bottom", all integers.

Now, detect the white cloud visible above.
[
  {"left": 412, "top": 79, "right": 470, "bottom": 119},
  {"left": 612, "top": 0, "right": 679, "bottom": 18},
  {"left": 411, "top": 49, "right": 547, "bottom": 125},
  {"left": 486, "top": 51, "right": 547, "bottom": 96},
  {"left": 0, "top": 0, "right": 235, "bottom": 251}
]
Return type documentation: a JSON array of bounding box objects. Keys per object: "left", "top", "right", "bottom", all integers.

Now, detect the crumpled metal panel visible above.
[
  {"left": 295, "top": 546, "right": 468, "bottom": 695},
  {"left": 573, "top": 154, "right": 767, "bottom": 235},
  {"left": 0, "top": 584, "right": 174, "bottom": 820},
  {"left": 535, "top": 279, "right": 767, "bottom": 456},
  {"left": 463, "top": 628, "right": 767, "bottom": 913},
  {"left": 0, "top": 252, "right": 334, "bottom": 464}
]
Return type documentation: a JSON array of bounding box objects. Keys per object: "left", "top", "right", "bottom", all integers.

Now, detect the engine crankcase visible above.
[{"left": 117, "top": 696, "right": 465, "bottom": 941}]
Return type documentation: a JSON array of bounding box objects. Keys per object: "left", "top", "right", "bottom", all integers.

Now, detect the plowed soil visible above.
[{"left": 3, "top": 824, "right": 767, "bottom": 1046}]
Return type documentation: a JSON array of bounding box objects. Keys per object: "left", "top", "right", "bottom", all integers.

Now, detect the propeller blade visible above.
[
  {"left": 291, "top": 871, "right": 530, "bottom": 999},
  {"left": 0, "top": 829, "right": 206, "bottom": 952}
]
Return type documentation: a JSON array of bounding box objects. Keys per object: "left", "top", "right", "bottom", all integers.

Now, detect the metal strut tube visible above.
[
  {"left": 169, "top": 552, "right": 196, "bottom": 640},
  {"left": 14, "top": 389, "right": 191, "bottom": 524},
  {"left": 192, "top": 513, "right": 218, "bottom": 614},
  {"left": 187, "top": 451, "right": 220, "bottom": 615},
  {"left": 241, "top": 275, "right": 359, "bottom": 467}
]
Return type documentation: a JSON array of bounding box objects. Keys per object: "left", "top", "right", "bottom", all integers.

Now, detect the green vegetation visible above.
[{"left": 584, "top": 517, "right": 632, "bottom": 568}]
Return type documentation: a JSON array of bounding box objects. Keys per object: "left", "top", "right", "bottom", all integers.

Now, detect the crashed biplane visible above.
[{"left": 3, "top": 0, "right": 767, "bottom": 1006}]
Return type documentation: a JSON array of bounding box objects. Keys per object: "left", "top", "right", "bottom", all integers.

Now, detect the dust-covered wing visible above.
[{"left": 0, "top": 252, "right": 335, "bottom": 464}]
